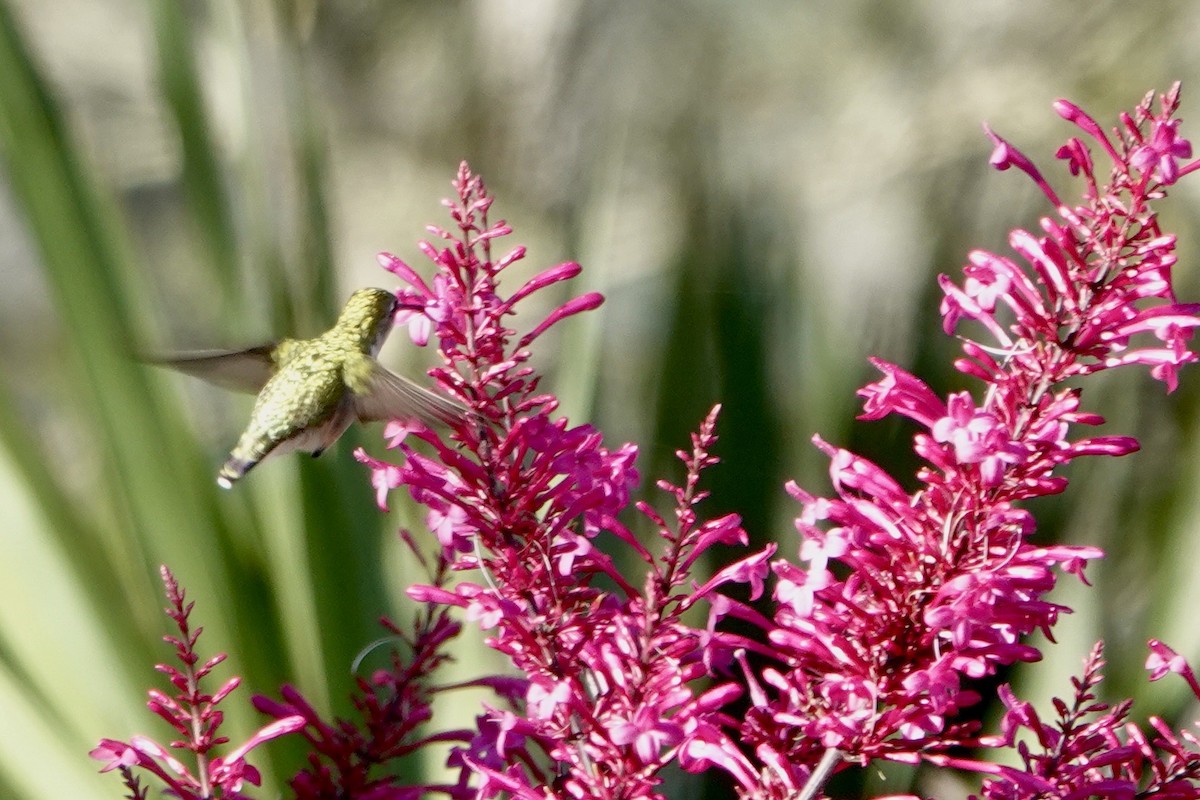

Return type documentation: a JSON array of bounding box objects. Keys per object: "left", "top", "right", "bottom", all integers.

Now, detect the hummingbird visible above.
[{"left": 151, "top": 287, "right": 463, "bottom": 488}]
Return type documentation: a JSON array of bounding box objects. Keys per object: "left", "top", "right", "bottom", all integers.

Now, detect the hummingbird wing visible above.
[
  {"left": 346, "top": 355, "right": 465, "bottom": 426},
  {"left": 146, "top": 344, "right": 282, "bottom": 394}
]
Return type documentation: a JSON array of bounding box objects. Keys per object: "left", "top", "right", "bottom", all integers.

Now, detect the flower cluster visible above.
[
  {"left": 921, "top": 641, "right": 1200, "bottom": 798},
  {"left": 95, "top": 88, "right": 1200, "bottom": 800},
  {"left": 356, "top": 165, "right": 771, "bottom": 798},
  {"left": 91, "top": 566, "right": 304, "bottom": 799},
  {"left": 253, "top": 586, "right": 480, "bottom": 799},
  {"left": 731, "top": 84, "right": 1200, "bottom": 798}
]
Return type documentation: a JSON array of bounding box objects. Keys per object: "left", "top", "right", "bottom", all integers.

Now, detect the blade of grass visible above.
[
  {"left": 147, "top": 0, "right": 243, "bottom": 318},
  {"left": 0, "top": 3, "right": 291, "bottom": 792}
]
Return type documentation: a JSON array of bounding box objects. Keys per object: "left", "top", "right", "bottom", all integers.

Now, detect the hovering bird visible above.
[{"left": 151, "top": 287, "right": 462, "bottom": 488}]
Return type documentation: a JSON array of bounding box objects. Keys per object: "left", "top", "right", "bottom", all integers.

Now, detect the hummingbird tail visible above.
[{"left": 217, "top": 457, "right": 257, "bottom": 489}]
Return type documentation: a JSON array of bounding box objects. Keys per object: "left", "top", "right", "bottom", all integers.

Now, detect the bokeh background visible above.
[{"left": 3, "top": 2, "right": 1200, "bottom": 798}]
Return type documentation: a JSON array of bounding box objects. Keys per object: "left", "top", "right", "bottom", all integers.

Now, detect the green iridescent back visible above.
[{"left": 229, "top": 288, "right": 398, "bottom": 459}]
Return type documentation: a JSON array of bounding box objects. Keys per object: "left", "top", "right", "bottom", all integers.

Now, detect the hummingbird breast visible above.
[
  {"left": 232, "top": 350, "right": 349, "bottom": 459},
  {"left": 186, "top": 288, "right": 409, "bottom": 488}
]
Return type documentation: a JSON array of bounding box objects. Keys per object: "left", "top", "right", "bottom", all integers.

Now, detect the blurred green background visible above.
[{"left": 3, "top": 2, "right": 1200, "bottom": 798}]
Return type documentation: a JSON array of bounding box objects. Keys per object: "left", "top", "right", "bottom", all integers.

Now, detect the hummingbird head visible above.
[{"left": 336, "top": 288, "right": 400, "bottom": 354}]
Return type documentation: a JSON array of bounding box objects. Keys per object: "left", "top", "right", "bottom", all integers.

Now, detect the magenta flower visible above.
[
  {"left": 928, "top": 643, "right": 1200, "bottom": 799},
  {"left": 95, "top": 88, "right": 1200, "bottom": 799},
  {"left": 735, "top": 84, "right": 1200, "bottom": 798},
  {"left": 253, "top": 601, "right": 481, "bottom": 800},
  {"left": 91, "top": 566, "right": 304, "bottom": 800},
  {"left": 358, "top": 166, "right": 769, "bottom": 798}
]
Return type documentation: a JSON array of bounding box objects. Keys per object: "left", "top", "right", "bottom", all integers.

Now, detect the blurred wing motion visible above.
[
  {"left": 145, "top": 344, "right": 281, "bottom": 394},
  {"left": 350, "top": 358, "right": 466, "bottom": 427}
]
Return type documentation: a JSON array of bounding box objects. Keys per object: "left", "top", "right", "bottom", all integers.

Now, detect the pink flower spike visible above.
[
  {"left": 135, "top": 132, "right": 1200, "bottom": 800},
  {"left": 738, "top": 91, "right": 1200, "bottom": 796}
]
